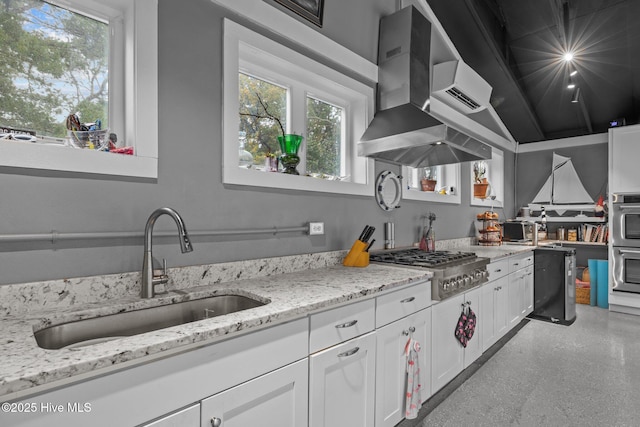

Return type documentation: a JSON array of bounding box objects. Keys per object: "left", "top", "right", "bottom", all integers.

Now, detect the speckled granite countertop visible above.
[
  {"left": 0, "top": 252, "right": 431, "bottom": 400},
  {"left": 464, "top": 244, "right": 535, "bottom": 261}
]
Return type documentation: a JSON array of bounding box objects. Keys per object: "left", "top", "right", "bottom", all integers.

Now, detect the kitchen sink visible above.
[{"left": 34, "top": 294, "right": 267, "bottom": 350}]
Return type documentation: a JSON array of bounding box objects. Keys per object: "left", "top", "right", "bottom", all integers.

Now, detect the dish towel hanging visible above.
[{"left": 404, "top": 337, "right": 423, "bottom": 419}]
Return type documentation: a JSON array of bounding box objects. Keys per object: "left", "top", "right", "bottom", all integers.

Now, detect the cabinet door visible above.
[
  {"left": 481, "top": 282, "right": 497, "bottom": 352},
  {"left": 201, "top": 359, "right": 308, "bottom": 427},
  {"left": 309, "top": 332, "right": 376, "bottom": 427},
  {"left": 494, "top": 276, "right": 509, "bottom": 340},
  {"left": 431, "top": 294, "right": 465, "bottom": 393},
  {"left": 462, "top": 287, "right": 482, "bottom": 369},
  {"left": 143, "top": 404, "right": 200, "bottom": 427},
  {"left": 375, "top": 308, "right": 432, "bottom": 427},
  {"left": 508, "top": 270, "right": 525, "bottom": 328},
  {"left": 523, "top": 265, "right": 534, "bottom": 316},
  {"left": 611, "top": 125, "right": 640, "bottom": 193}
]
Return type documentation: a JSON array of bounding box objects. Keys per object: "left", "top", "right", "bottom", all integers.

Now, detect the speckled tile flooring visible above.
[{"left": 400, "top": 304, "right": 640, "bottom": 427}]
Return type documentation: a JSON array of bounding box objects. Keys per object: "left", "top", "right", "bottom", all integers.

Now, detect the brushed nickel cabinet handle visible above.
[
  {"left": 400, "top": 297, "right": 416, "bottom": 303},
  {"left": 338, "top": 347, "right": 360, "bottom": 358},
  {"left": 335, "top": 320, "right": 358, "bottom": 328}
]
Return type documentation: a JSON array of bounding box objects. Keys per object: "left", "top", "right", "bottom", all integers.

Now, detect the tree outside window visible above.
[{"left": 0, "top": 0, "right": 109, "bottom": 138}]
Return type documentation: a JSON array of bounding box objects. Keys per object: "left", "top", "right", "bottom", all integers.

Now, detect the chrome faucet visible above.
[{"left": 141, "top": 207, "right": 193, "bottom": 298}]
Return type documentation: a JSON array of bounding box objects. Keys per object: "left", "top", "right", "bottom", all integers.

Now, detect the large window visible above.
[
  {"left": 223, "top": 19, "right": 374, "bottom": 196},
  {"left": 0, "top": 0, "right": 158, "bottom": 178}
]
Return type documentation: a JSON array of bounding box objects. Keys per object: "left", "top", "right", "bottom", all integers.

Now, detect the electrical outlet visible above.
[{"left": 309, "top": 222, "right": 325, "bottom": 235}]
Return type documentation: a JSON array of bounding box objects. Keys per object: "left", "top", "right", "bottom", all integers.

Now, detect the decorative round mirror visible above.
[{"left": 375, "top": 170, "right": 402, "bottom": 211}]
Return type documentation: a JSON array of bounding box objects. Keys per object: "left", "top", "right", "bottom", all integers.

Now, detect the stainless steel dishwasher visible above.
[{"left": 531, "top": 246, "right": 577, "bottom": 325}]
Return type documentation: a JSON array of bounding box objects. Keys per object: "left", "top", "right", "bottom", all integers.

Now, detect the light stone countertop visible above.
[
  {"left": 0, "top": 253, "right": 431, "bottom": 400},
  {"left": 0, "top": 243, "right": 535, "bottom": 401}
]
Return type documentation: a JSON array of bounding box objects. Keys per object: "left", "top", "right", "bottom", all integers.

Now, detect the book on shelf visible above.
[{"left": 579, "top": 223, "right": 608, "bottom": 244}]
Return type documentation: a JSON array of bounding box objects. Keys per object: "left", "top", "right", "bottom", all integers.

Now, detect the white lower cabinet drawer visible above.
[
  {"left": 487, "top": 258, "right": 509, "bottom": 281},
  {"left": 309, "top": 332, "right": 376, "bottom": 427},
  {"left": 375, "top": 280, "right": 431, "bottom": 328},
  {"left": 200, "top": 359, "right": 308, "bottom": 427},
  {"left": 309, "top": 299, "right": 375, "bottom": 353}
]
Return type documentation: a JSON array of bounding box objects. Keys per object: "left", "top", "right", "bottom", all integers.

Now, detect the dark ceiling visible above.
[{"left": 427, "top": 0, "right": 640, "bottom": 143}]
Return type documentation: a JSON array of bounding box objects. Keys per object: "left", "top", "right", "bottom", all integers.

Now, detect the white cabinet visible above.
[
  {"left": 7, "top": 318, "right": 308, "bottom": 427},
  {"left": 508, "top": 252, "right": 534, "bottom": 327},
  {"left": 431, "top": 286, "right": 481, "bottom": 393},
  {"left": 142, "top": 405, "right": 200, "bottom": 427},
  {"left": 480, "top": 274, "right": 508, "bottom": 352},
  {"left": 309, "top": 332, "right": 376, "bottom": 427},
  {"left": 523, "top": 265, "right": 534, "bottom": 316},
  {"left": 201, "top": 359, "right": 308, "bottom": 427},
  {"left": 610, "top": 124, "right": 640, "bottom": 193},
  {"left": 375, "top": 308, "right": 432, "bottom": 427}
]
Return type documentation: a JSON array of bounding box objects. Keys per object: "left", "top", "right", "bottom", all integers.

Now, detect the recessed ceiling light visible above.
[
  {"left": 567, "top": 76, "right": 576, "bottom": 89},
  {"left": 563, "top": 52, "right": 574, "bottom": 62},
  {"left": 571, "top": 88, "right": 580, "bottom": 103},
  {"left": 569, "top": 68, "right": 578, "bottom": 76}
]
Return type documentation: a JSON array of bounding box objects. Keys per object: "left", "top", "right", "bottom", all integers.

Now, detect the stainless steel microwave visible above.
[{"left": 611, "top": 193, "right": 640, "bottom": 247}]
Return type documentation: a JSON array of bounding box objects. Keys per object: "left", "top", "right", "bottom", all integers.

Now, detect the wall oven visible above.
[
  {"left": 612, "top": 247, "right": 640, "bottom": 293},
  {"left": 611, "top": 193, "right": 640, "bottom": 247},
  {"left": 612, "top": 194, "right": 640, "bottom": 293}
]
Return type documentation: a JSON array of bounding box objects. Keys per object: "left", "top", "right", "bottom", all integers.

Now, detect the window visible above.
[
  {"left": 402, "top": 164, "right": 461, "bottom": 204},
  {"left": 0, "top": 0, "right": 158, "bottom": 178},
  {"left": 470, "top": 147, "right": 504, "bottom": 207},
  {"left": 223, "top": 19, "right": 375, "bottom": 196}
]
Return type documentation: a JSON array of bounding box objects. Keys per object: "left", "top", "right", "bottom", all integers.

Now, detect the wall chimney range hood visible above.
[{"left": 358, "top": 6, "right": 493, "bottom": 168}]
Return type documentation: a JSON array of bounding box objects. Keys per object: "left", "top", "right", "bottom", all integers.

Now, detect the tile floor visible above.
[{"left": 400, "top": 304, "right": 640, "bottom": 427}]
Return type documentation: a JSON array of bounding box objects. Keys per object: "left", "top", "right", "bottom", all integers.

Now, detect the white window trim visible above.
[
  {"left": 0, "top": 0, "right": 158, "bottom": 178},
  {"left": 223, "top": 19, "right": 375, "bottom": 196},
  {"left": 402, "top": 164, "right": 462, "bottom": 204},
  {"left": 470, "top": 148, "right": 505, "bottom": 208}
]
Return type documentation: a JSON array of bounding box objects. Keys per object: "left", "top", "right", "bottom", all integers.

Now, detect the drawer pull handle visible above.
[
  {"left": 513, "top": 262, "right": 519, "bottom": 266},
  {"left": 402, "top": 326, "right": 416, "bottom": 336},
  {"left": 335, "top": 320, "right": 358, "bottom": 328},
  {"left": 495, "top": 269, "right": 502, "bottom": 272},
  {"left": 400, "top": 297, "right": 416, "bottom": 303},
  {"left": 338, "top": 347, "right": 360, "bottom": 358},
  {"left": 211, "top": 417, "right": 222, "bottom": 427}
]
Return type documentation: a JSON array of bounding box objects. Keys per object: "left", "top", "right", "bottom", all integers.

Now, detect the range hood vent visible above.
[{"left": 358, "top": 6, "right": 493, "bottom": 168}]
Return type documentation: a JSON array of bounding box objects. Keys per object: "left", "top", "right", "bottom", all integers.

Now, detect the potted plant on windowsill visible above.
[
  {"left": 473, "top": 161, "right": 489, "bottom": 199},
  {"left": 420, "top": 167, "right": 437, "bottom": 192},
  {"left": 240, "top": 94, "right": 303, "bottom": 175}
]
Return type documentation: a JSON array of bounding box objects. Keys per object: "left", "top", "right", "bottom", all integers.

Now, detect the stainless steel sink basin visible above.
[{"left": 34, "top": 294, "right": 267, "bottom": 350}]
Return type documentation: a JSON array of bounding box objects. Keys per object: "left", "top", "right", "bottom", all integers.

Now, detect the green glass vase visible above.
[{"left": 277, "top": 134, "right": 303, "bottom": 175}]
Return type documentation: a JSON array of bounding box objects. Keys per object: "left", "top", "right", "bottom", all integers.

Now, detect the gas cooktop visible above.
[{"left": 370, "top": 248, "right": 489, "bottom": 301}]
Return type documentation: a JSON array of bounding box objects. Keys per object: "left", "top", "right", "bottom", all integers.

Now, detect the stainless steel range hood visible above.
[{"left": 358, "top": 6, "right": 493, "bottom": 168}]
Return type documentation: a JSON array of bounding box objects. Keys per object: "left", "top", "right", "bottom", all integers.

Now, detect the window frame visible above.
[
  {"left": 0, "top": 0, "right": 158, "bottom": 178},
  {"left": 402, "top": 163, "right": 462, "bottom": 204},
  {"left": 470, "top": 147, "right": 505, "bottom": 208},
  {"left": 223, "top": 19, "right": 375, "bottom": 196}
]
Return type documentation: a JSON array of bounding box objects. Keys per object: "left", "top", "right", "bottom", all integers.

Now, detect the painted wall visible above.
[
  {"left": 0, "top": 0, "right": 515, "bottom": 286},
  {"left": 515, "top": 143, "right": 608, "bottom": 214}
]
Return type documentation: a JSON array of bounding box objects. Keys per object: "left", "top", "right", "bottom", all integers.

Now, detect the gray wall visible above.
[
  {"left": 0, "top": 0, "right": 515, "bottom": 286},
  {"left": 515, "top": 143, "right": 608, "bottom": 213}
]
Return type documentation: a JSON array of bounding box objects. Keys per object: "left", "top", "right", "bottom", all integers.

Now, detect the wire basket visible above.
[{"left": 67, "top": 129, "right": 109, "bottom": 150}]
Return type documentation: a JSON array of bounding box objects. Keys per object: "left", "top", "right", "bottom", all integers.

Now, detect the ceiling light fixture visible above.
[
  {"left": 571, "top": 88, "right": 580, "bottom": 103},
  {"left": 567, "top": 76, "right": 575, "bottom": 89},
  {"left": 563, "top": 51, "right": 574, "bottom": 62},
  {"left": 569, "top": 68, "right": 578, "bottom": 76}
]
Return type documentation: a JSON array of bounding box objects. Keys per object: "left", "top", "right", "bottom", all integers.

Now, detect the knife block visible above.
[{"left": 343, "top": 240, "right": 370, "bottom": 267}]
